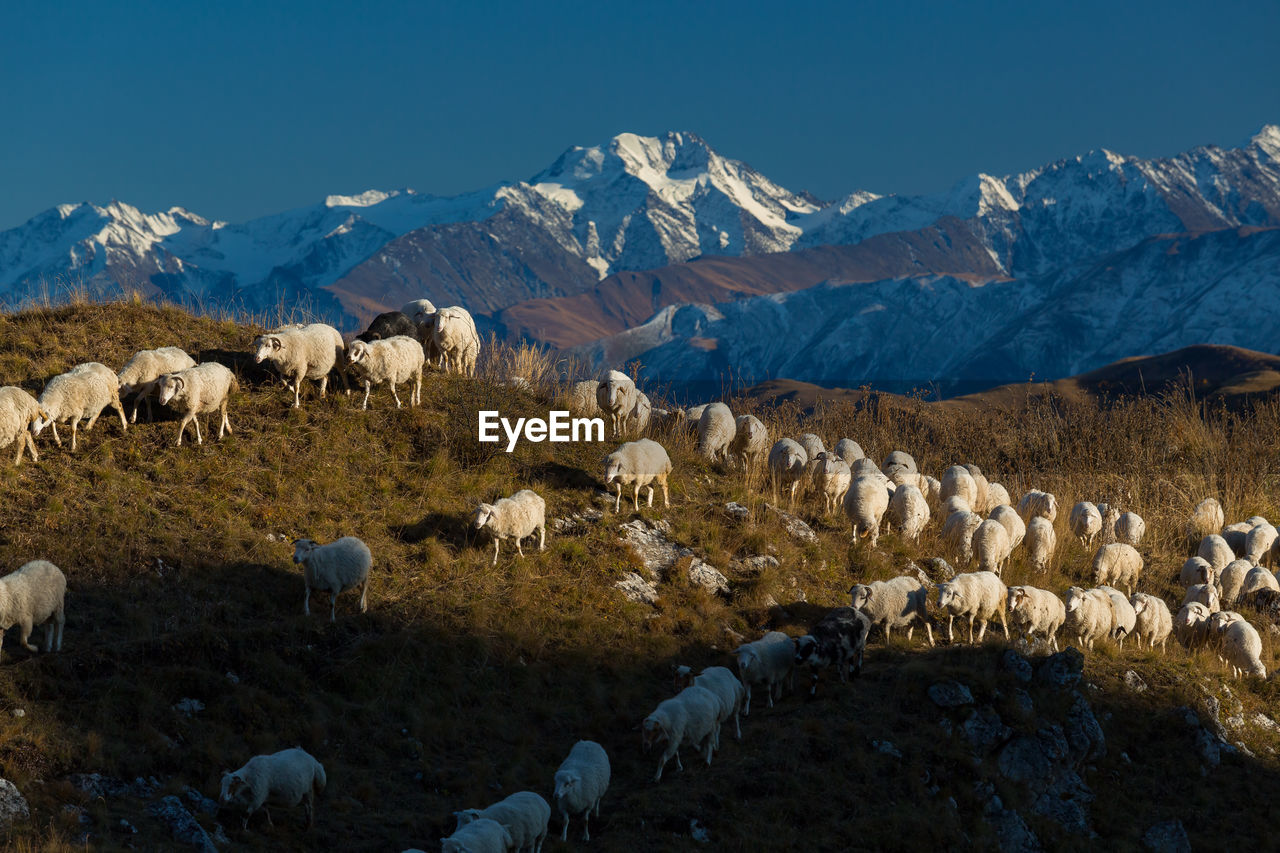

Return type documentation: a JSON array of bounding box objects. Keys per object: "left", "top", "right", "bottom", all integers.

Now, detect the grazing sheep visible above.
[
  {"left": 1219, "top": 559, "right": 1253, "bottom": 606},
  {"left": 219, "top": 747, "right": 326, "bottom": 831},
  {"left": 1246, "top": 523, "right": 1277, "bottom": 567},
  {"left": 432, "top": 306, "right": 480, "bottom": 376},
  {"left": 1070, "top": 501, "right": 1103, "bottom": 547},
  {"left": 1092, "top": 543, "right": 1143, "bottom": 594},
  {"left": 986, "top": 482, "right": 1012, "bottom": 510},
  {"left": 683, "top": 403, "right": 708, "bottom": 425},
  {"left": 674, "top": 665, "right": 746, "bottom": 745},
  {"left": 1099, "top": 585, "right": 1137, "bottom": 649},
  {"left": 922, "top": 475, "right": 943, "bottom": 507},
  {"left": 844, "top": 475, "right": 890, "bottom": 548},
  {"left": 1187, "top": 498, "right": 1225, "bottom": 547},
  {"left": 697, "top": 403, "right": 736, "bottom": 461},
  {"left": 794, "top": 607, "right": 871, "bottom": 697},
  {"left": 156, "top": 362, "right": 237, "bottom": 446},
  {"left": 568, "top": 380, "right": 601, "bottom": 417},
  {"left": 728, "top": 414, "right": 769, "bottom": 474},
  {"left": 972, "top": 519, "right": 1012, "bottom": 576},
  {"left": 989, "top": 504, "right": 1026, "bottom": 550},
  {"left": 1063, "top": 587, "right": 1114, "bottom": 650},
  {"left": 33, "top": 362, "right": 127, "bottom": 451},
  {"left": 834, "top": 438, "right": 865, "bottom": 465},
  {"left": 0, "top": 560, "right": 66, "bottom": 660},
  {"left": 641, "top": 685, "right": 720, "bottom": 782},
  {"left": 629, "top": 391, "right": 652, "bottom": 434},
  {"left": 452, "top": 791, "right": 550, "bottom": 853},
  {"left": 1114, "top": 511, "right": 1146, "bottom": 547},
  {"left": 887, "top": 483, "right": 930, "bottom": 543},
  {"left": 1220, "top": 618, "right": 1267, "bottom": 678},
  {"left": 1198, "top": 534, "right": 1234, "bottom": 575},
  {"left": 733, "top": 631, "right": 795, "bottom": 714},
  {"left": 881, "top": 450, "right": 917, "bottom": 478},
  {"left": 796, "top": 433, "right": 825, "bottom": 462},
  {"left": 399, "top": 298, "right": 436, "bottom": 323},
  {"left": 935, "top": 572, "right": 1008, "bottom": 644},
  {"left": 1245, "top": 587, "right": 1280, "bottom": 622},
  {"left": 1241, "top": 566, "right": 1280, "bottom": 598},
  {"left": 252, "top": 324, "right": 345, "bottom": 407},
  {"left": 471, "top": 490, "right": 546, "bottom": 565},
  {"left": 0, "top": 387, "right": 45, "bottom": 465},
  {"left": 1174, "top": 602, "right": 1213, "bottom": 650},
  {"left": 117, "top": 346, "right": 197, "bottom": 423},
  {"left": 943, "top": 495, "right": 971, "bottom": 516},
  {"left": 812, "top": 453, "right": 853, "bottom": 515},
  {"left": 1017, "top": 490, "right": 1059, "bottom": 523},
  {"left": 1179, "top": 556, "right": 1215, "bottom": 588},
  {"left": 849, "top": 576, "right": 934, "bottom": 646},
  {"left": 940, "top": 465, "right": 977, "bottom": 508},
  {"left": 1129, "top": 593, "right": 1173, "bottom": 651},
  {"left": 602, "top": 439, "right": 671, "bottom": 512},
  {"left": 441, "top": 818, "right": 513, "bottom": 853},
  {"left": 356, "top": 311, "right": 416, "bottom": 344},
  {"left": 963, "top": 464, "right": 991, "bottom": 513},
  {"left": 292, "top": 536, "right": 372, "bottom": 622},
  {"left": 552, "top": 740, "right": 610, "bottom": 842},
  {"left": 1024, "top": 516, "right": 1057, "bottom": 573},
  {"left": 942, "top": 510, "right": 983, "bottom": 567},
  {"left": 345, "top": 336, "right": 424, "bottom": 410},
  {"left": 1183, "top": 583, "right": 1222, "bottom": 613},
  {"left": 767, "top": 438, "right": 808, "bottom": 509},
  {"left": 1221, "top": 522, "right": 1252, "bottom": 558},
  {"left": 596, "top": 371, "right": 640, "bottom": 438},
  {"left": 1007, "top": 585, "right": 1065, "bottom": 650}
]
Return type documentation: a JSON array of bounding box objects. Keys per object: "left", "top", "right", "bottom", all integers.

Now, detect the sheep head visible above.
[
  {"left": 553, "top": 772, "right": 580, "bottom": 803},
  {"left": 291, "top": 539, "right": 317, "bottom": 564},
  {"left": 252, "top": 335, "right": 282, "bottom": 363},
  {"left": 157, "top": 374, "right": 185, "bottom": 405},
  {"left": 672, "top": 665, "right": 694, "bottom": 691},
  {"left": 348, "top": 341, "right": 371, "bottom": 363},
  {"left": 1064, "top": 587, "right": 1085, "bottom": 613},
  {"left": 602, "top": 457, "right": 623, "bottom": 485},
  {"left": 640, "top": 717, "right": 667, "bottom": 751},
  {"left": 219, "top": 772, "right": 251, "bottom": 807},
  {"left": 935, "top": 583, "right": 959, "bottom": 611},
  {"left": 1007, "top": 586, "right": 1027, "bottom": 613},
  {"left": 471, "top": 504, "right": 495, "bottom": 530},
  {"left": 451, "top": 808, "right": 483, "bottom": 831},
  {"left": 794, "top": 634, "right": 822, "bottom": 667},
  {"left": 848, "top": 584, "right": 873, "bottom": 610}
]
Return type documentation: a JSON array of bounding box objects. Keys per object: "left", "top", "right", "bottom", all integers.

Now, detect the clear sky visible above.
[{"left": 0, "top": 0, "right": 1276, "bottom": 230}]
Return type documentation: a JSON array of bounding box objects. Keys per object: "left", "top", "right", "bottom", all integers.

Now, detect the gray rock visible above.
[
  {"left": 182, "top": 788, "right": 219, "bottom": 818},
  {"left": 731, "top": 555, "right": 779, "bottom": 576},
  {"left": 1253, "top": 712, "right": 1280, "bottom": 732},
  {"left": 1123, "top": 670, "right": 1147, "bottom": 692},
  {"left": 619, "top": 519, "right": 692, "bottom": 581},
  {"left": 964, "top": 706, "right": 1011, "bottom": 754},
  {"left": 928, "top": 680, "right": 975, "bottom": 708},
  {"left": 998, "top": 725, "right": 1070, "bottom": 794},
  {"left": 1031, "top": 771, "right": 1095, "bottom": 836},
  {"left": 1065, "top": 694, "right": 1106, "bottom": 764},
  {"left": 172, "top": 698, "right": 205, "bottom": 717},
  {"left": 1142, "top": 819, "right": 1191, "bottom": 853},
  {"left": 921, "top": 557, "right": 956, "bottom": 581},
  {"left": 1035, "top": 647, "right": 1084, "bottom": 689},
  {"left": 687, "top": 559, "right": 730, "bottom": 595},
  {"left": 690, "top": 818, "right": 710, "bottom": 843},
  {"left": 1010, "top": 689, "right": 1035, "bottom": 716},
  {"left": 0, "top": 779, "right": 28, "bottom": 828},
  {"left": 764, "top": 504, "right": 818, "bottom": 543},
  {"left": 1001, "top": 650, "right": 1033, "bottom": 683},
  {"left": 616, "top": 572, "right": 659, "bottom": 604},
  {"left": 983, "top": 792, "right": 1043, "bottom": 853},
  {"left": 725, "top": 502, "right": 750, "bottom": 521},
  {"left": 67, "top": 773, "right": 157, "bottom": 800},
  {"left": 871, "top": 740, "right": 902, "bottom": 758},
  {"left": 148, "top": 796, "right": 217, "bottom": 853}
]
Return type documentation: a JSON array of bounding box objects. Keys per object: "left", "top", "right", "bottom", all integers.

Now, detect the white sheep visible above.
[
  {"left": 1070, "top": 501, "right": 1103, "bottom": 547},
  {"left": 963, "top": 464, "right": 991, "bottom": 513},
  {"left": 1024, "top": 516, "right": 1057, "bottom": 573},
  {"left": 1187, "top": 498, "right": 1225, "bottom": 545},
  {"left": 1063, "top": 587, "right": 1114, "bottom": 650},
  {"left": 641, "top": 685, "right": 720, "bottom": 782},
  {"left": 812, "top": 453, "right": 853, "bottom": 515},
  {"left": 1219, "top": 618, "right": 1267, "bottom": 678},
  {"left": 568, "top": 380, "right": 602, "bottom": 417},
  {"left": 630, "top": 391, "right": 652, "bottom": 434},
  {"left": 922, "top": 475, "right": 943, "bottom": 508},
  {"left": 1174, "top": 602, "right": 1213, "bottom": 650},
  {"left": 1099, "top": 585, "right": 1137, "bottom": 649},
  {"left": 849, "top": 576, "right": 934, "bottom": 646},
  {"left": 432, "top": 306, "right": 480, "bottom": 376},
  {"left": 972, "top": 518, "right": 1012, "bottom": 576},
  {"left": 887, "top": 483, "right": 930, "bottom": 542},
  {"left": 683, "top": 403, "right": 708, "bottom": 425},
  {"left": 674, "top": 665, "right": 746, "bottom": 745},
  {"left": 219, "top": 747, "right": 326, "bottom": 830},
  {"left": 732, "top": 631, "right": 794, "bottom": 714},
  {"left": 1114, "top": 511, "right": 1146, "bottom": 547},
  {"left": 1197, "top": 534, "right": 1234, "bottom": 575},
  {"left": 1221, "top": 522, "right": 1251, "bottom": 556},
  {"left": 1129, "top": 593, "right": 1172, "bottom": 652},
  {"left": 33, "top": 362, "right": 127, "bottom": 451},
  {"left": 0, "top": 560, "right": 66, "bottom": 660},
  {"left": 935, "top": 571, "right": 1007, "bottom": 644},
  {"left": 881, "top": 450, "right": 917, "bottom": 478},
  {"left": 728, "top": 415, "right": 769, "bottom": 475},
  {"left": 156, "top": 362, "right": 237, "bottom": 446},
  {"left": 399, "top": 298, "right": 436, "bottom": 323},
  {"left": 986, "top": 482, "right": 1012, "bottom": 510},
  {"left": 602, "top": 439, "right": 671, "bottom": 512},
  {"left": 1219, "top": 559, "right": 1253, "bottom": 606},
  {"left": 117, "top": 346, "right": 197, "bottom": 423},
  {"left": 252, "top": 324, "right": 345, "bottom": 408},
  {"left": 0, "top": 387, "right": 45, "bottom": 466},
  {"left": 1241, "top": 566, "right": 1279, "bottom": 598},
  {"left": 940, "top": 465, "right": 977, "bottom": 508},
  {"left": 441, "top": 818, "right": 513, "bottom": 853},
  {"left": 471, "top": 490, "right": 546, "bottom": 564},
  {"left": 941, "top": 510, "right": 983, "bottom": 566},
  {"left": 552, "top": 740, "right": 610, "bottom": 842},
  {"left": 796, "top": 433, "right": 825, "bottom": 462},
  {"left": 989, "top": 504, "right": 1026, "bottom": 550},
  {"left": 1096, "top": 502, "right": 1121, "bottom": 543},
  {"left": 596, "top": 371, "right": 639, "bottom": 438},
  {"left": 943, "top": 495, "right": 971, "bottom": 516},
  {"left": 452, "top": 791, "right": 550, "bottom": 853},
  {"left": 345, "top": 336, "right": 424, "bottom": 410},
  {"left": 697, "top": 403, "right": 736, "bottom": 461},
  {"left": 834, "top": 438, "right": 865, "bottom": 465},
  {"left": 1183, "top": 583, "right": 1222, "bottom": 613},
  {"left": 292, "top": 536, "right": 372, "bottom": 622},
  {"left": 1007, "top": 585, "right": 1065, "bottom": 651},
  {"left": 1091, "top": 543, "right": 1143, "bottom": 594},
  {"left": 844, "top": 475, "right": 890, "bottom": 548},
  {"left": 1017, "top": 490, "right": 1059, "bottom": 523},
  {"left": 1179, "top": 556, "right": 1215, "bottom": 588},
  {"left": 1246, "top": 522, "right": 1277, "bottom": 567},
  {"left": 767, "top": 438, "right": 808, "bottom": 509}
]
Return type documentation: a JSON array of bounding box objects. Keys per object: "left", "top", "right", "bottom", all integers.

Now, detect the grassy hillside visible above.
[{"left": 0, "top": 302, "right": 1278, "bottom": 851}]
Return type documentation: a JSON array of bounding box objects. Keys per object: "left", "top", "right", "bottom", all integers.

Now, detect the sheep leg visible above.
[
  {"left": 293, "top": 378, "right": 302, "bottom": 408},
  {"left": 975, "top": 618, "right": 988, "bottom": 643},
  {"left": 85, "top": 410, "right": 99, "bottom": 431},
  {"left": 515, "top": 536, "right": 525, "bottom": 559},
  {"left": 304, "top": 585, "right": 311, "bottom": 616},
  {"left": 582, "top": 810, "right": 590, "bottom": 842},
  {"left": 742, "top": 684, "right": 752, "bottom": 716},
  {"left": 412, "top": 369, "right": 421, "bottom": 406},
  {"left": 946, "top": 616, "right": 954, "bottom": 643},
  {"left": 318, "top": 376, "right": 328, "bottom": 399},
  {"left": 560, "top": 812, "right": 569, "bottom": 842},
  {"left": 1000, "top": 614, "right": 1009, "bottom": 640},
  {"left": 113, "top": 399, "right": 127, "bottom": 431},
  {"left": 391, "top": 384, "right": 402, "bottom": 408},
  {"left": 70, "top": 418, "right": 80, "bottom": 451},
  {"left": 633, "top": 485, "right": 641, "bottom": 511},
  {"left": 330, "top": 591, "right": 336, "bottom": 624},
  {"left": 54, "top": 607, "right": 63, "bottom": 651},
  {"left": 176, "top": 414, "right": 192, "bottom": 446},
  {"left": 924, "top": 624, "right": 935, "bottom": 648},
  {"left": 538, "top": 525, "right": 545, "bottom": 552},
  {"left": 613, "top": 485, "right": 622, "bottom": 513},
  {"left": 646, "top": 484, "right": 655, "bottom": 507},
  {"left": 968, "top": 615, "right": 976, "bottom": 644},
  {"left": 361, "top": 382, "right": 372, "bottom": 411},
  {"left": 220, "top": 400, "right": 232, "bottom": 437},
  {"left": 358, "top": 579, "right": 368, "bottom": 613},
  {"left": 492, "top": 539, "right": 500, "bottom": 566},
  {"left": 18, "top": 619, "right": 35, "bottom": 653},
  {"left": 193, "top": 416, "right": 203, "bottom": 445},
  {"left": 12, "top": 438, "right": 23, "bottom": 466},
  {"left": 49, "top": 421, "right": 61, "bottom": 447},
  {"left": 661, "top": 478, "right": 669, "bottom": 507},
  {"left": 305, "top": 791, "right": 314, "bottom": 829}
]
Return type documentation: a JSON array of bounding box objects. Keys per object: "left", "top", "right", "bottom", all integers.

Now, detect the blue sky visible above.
[{"left": 0, "top": 0, "right": 1276, "bottom": 229}]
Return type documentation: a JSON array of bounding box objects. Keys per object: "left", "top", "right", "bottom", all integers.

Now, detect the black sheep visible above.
[{"left": 356, "top": 311, "right": 416, "bottom": 343}]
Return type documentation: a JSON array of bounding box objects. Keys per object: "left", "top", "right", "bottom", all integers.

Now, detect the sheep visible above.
[
  {"left": 0, "top": 387, "right": 45, "bottom": 466},
  {"left": 1017, "top": 489, "right": 1059, "bottom": 523},
  {"left": 399, "top": 298, "right": 436, "bottom": 323},
  {"left": 1221, "top": 522, "right": 1252, "bottom": 558},
  {"left": 972, "top": 519, "right": 1012, "bottom": 576},
  {"left": 844, "top": 475, "right": 890, "bottom": 548},
  {"left": 1070, "top": 501, "right": 1103, "bottom": 547},
  {"left": 887, "top": 483, "right": 930, "bottom": 543},
  {"left": 812, "top": 453, "right": 853, "bottom": 515},
  {"left": 552, "top": 740, "right": 609, "bottom": 842},
  {"left": 1220, "top": 618, "right": 1267, "bottom": 678},
  {"left": 1024, "top": 516, "right": 1057, "bottom": 573},
  {"left": 697, "top": 403, "right": 736, "bottom": 461},
  {"left": 849, "top": 576, "right": 934, "bottom": 646},
  {"left": 767, "top": 438, "right": 808, "bottom": 509},
  {"left": 728, "top": 415, "right": 769, "bottom": 476},
  {"left": 1179, "top": 556, "right": 1215, "bottom": 588},
  {"left": 986, "top": 482, "right": 1012, "bottom": 509},
  {"left": 1114, "top": 511, "right": 1146, "bottom": 547},
  {"left": 1197, "top": 534, "right": 1234, "bottom": 575},
  {"left": 674, "top": 665, "right": 746, "bottom": 745},
  {"left": 881, "top": 450, "right": 917, "bottom": 478},
  {"left": 935, "top": 572, "right": 1008, "bottom": 644},
  {"left": 602, "top": 439, "right": 671, "bottom": 512},
  {"left": 1174, "top": 602, "right": 1213, "bottom": 650},
  {"left": 1187, "top": 498, "right": 1225, "bottom": 547},
  {"left": 432, "top": 306, "right": 480, "bottom": 376},
  {"left": 219, "top": 747, "right": 326, "bottom": 831},
  {"left": 794, "top": 606, "right": 871, "bottom": 697},
  {"left": 1219, "top": 559, "right": 1253, "bottom": 606},
  {"left": 1183, "top": 583, "right": 1222, "bottom": 613},
  {"left": 596, "top": 371, "right": 640, "bottom": 437},
  {"left": 1241, "top": 566, "right": 1280, "bottom": 598},
  {"left": 252, "top": 324, "right": 345, "bottom": 408},
  {"left": 963, "top": 464, "right": 991, "bottom": 513},
  {"left": 922, "top": 475, "right": 943, "bottom": 507},
  {"left": 33, "top": 362, "right": 127, "bottom": 451},
  {"left": 0, "top": 560, "right": 66, "bottom": 660},
  {"left": 683, "top": 403, "right": 708, "bottom": 425},
  {"left": 943, "top": 495, "right": 971, "bottom": 516},
  {"left": 1246, "top": 522, "right": 1278, "bottom": 567},
  {"left": 471, "top": 490, "right": 546, "bottom": 564},
  {"left": 345, "top": 336, "right": 423, "bottom": 410},
  {"left": 568, "top": 380, "right": 601, "bottom": 417},
  {"left": 941, "top": 510, "right": 983, "bottom": 567},
  {"left": 117, "top": 346, "right": 197, "bottom": 423},
  {"left": 940, "top": 465, "right": 977, "bottom": 508},
  {"left": 1099, "top": 585, "right": 1137, "bottom": 649},
  {"left": 1063, "top": 587, "right": 1114, "bottom": 650},
  {"left": 1096, "top": 502, "right": 1121, "bottom": 543},
  {"left": 356, "top": 310, "right": 416, "bottom": 343},
  {"left": 989, "top": 504, "right": 1026, "bottom": 550},
  {"left": 453, "top": 791, "right": 551, "bottom": 853},
  {"left": 291, "top": 536, "right": 372, "bottom": 622},
  {"left": 630, "top": 392, "right": 652, "bottom": 434},
  {"left": 441, "top": 818, "right": 514, "bottom": 853},
  {"left": 733, "top": 631, "right": 795, "bottom": 714},
  {"left": 156, "top": 362, "right": 237, "bottom": 446},
  {"left": 641, "top": 685, "right": 720, "bottom": 782},
  {"left": 834, "top": 438, "right": 865, "bottom": 465},
  {"left": 1007, "top": 585, "right": 1065, "bottom": 651},
  {"left": 1092, "top": 543, "right": 1143, "bottom": 594},
  {"left": 1129, "top": 593, "right": 1172, "bottom": 651},
  {"left": 796, "top": 433, "right": 825, "bottom": 462}
]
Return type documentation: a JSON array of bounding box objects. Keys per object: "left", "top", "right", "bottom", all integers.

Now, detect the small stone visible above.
[
  {"left": 1035, "top": 647, "right": 1084, "bottom": 689},
  {"left": 871, "top": 740, "right": 902, "bottom": 758},
  {"left": 148, "top": 796, "right": 217, "bottom": 852},
  {"left": 921, "top": 557, "right": 956, "bottom": 581},
  {"left": 172, "top": 698, "right": 205, "bottom": 717},
  {"left": 1001, "top": 650, "right": 1033, "bottom": 683},
  {"left": 616, "top": 572, "right": 659, "bottom": 604},
  {"left": 10, "top": 709, "right": 23, "bottom": 718},
  {"left": 764, "top": 504, "right": 818, "bottom": 543},
  {"left": 963, "top": 706, "right": 1011, "bottom": 754},
  {"left": 687, "top": 559, "right": 730, "bottom": 595},
  {"left": 1122, "top": 670, "right": 1147, "bottom": 692},
  {"left": 690, "top": 818, "right": 710, "bottom": 843},
  {"left": 928, "top": 680, "right": 974, "bottom": 708},
  {"left": 725, "top": 502, "right": 750, "bottom": 520},
  {"left": 0, "top": 779, "right": 28, "bottom": 829},
  {"left": 1252, "top": 712, "right": 1280, "bottom": 732},
  {"left": 1142, "top": 819, "right": 1191, "bottom": 853}
]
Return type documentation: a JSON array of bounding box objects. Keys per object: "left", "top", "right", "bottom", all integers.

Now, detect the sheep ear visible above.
[{"left": 271, "top": 338, "right": 282, "bottom": 349}]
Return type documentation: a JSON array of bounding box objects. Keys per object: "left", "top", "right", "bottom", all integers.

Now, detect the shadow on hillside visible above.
[
  {"left": 530, "top": 460, "right": 597, "bottom": 490},
  {"left": 392, "top": 512, "right": 474, "bottom": 547},
  {"left": 196, "top": 347, "right": 278, "bottom": 386}
]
